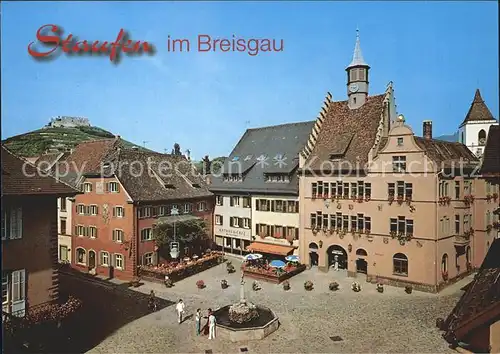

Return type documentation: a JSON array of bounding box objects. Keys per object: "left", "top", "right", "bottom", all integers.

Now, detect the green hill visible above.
[{"left": 2, "top": 125, "right": 149, "bottom": 157}]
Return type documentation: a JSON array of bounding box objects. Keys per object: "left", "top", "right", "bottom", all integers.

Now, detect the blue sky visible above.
[{"left": 1, "top": 1, "right": 498, "bottom": 159}]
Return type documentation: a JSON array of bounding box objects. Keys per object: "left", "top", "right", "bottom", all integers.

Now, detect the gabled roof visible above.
[
  {"left": 110, "top": 150, "right": 212, "bottom": 202},
  {"left": 442, "top": 239, "right": 500, "bottom": 345},
  {"left": 459, "top": 89, "right": 497, "bottom": 127},
  {"left": 479, "top": 125, "right": 500, "bottom": 176},
  {"left": 413, "top": 137, "right": 478, "bottom": 167},
  {"left": 304, "top": 94, "right": 386, "bottom": 170},
  {"left": 209, "top": 121, "right": 315, "bottom": 194},
  {"left": 1, "top": 145, "right": 79, "bottom": 196}
]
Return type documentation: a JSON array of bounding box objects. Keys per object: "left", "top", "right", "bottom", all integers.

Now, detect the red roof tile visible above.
[
  {"left": 305, "top": 94, "right": 386, "bottom": 170},
  {"left": 1, "top": 146, "right": 79, "bottom": 196}
]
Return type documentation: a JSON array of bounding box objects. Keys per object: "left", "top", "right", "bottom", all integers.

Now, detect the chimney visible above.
[{"left": 423, "top": 120, "right": 432, "bottom": 140}]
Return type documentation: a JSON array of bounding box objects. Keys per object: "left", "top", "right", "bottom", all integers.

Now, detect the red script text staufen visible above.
[{"left": 27, "top": 24, "right": 153, "bottom": 62}]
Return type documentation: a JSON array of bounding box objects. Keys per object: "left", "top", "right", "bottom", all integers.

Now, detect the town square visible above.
[{"left": 2, "top": 1, "right": 499, "bottom": 353}]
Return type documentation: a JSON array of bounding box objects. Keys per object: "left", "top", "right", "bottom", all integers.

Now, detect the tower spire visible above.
[{"left": 347, "top": 28, "right": 368, "bottom": 68}]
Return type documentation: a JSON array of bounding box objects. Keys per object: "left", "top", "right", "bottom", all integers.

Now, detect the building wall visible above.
[
  {"left": 299, "top": 121, "right": 488, "bottom": 292},
  {"left": 71, "top": 177, "right": 135, "bottom": 280},
  {"left": 2, "top": 196, "right": 59, "bottom": 309},
  {"left": 213, "top": 193, "right": 252, "bottom": 254},
  {"left": 458, "top": 121, "right": 498, "bottom": 157},
  {"left": 490, "top": 319, "right": 500, "bottom": 354},
  {"left": 251, "top": 194, "right": 300, "bottom": 253},
  {"left": 58, "top": 197, "right": 72, "bottom": 262},
  {"left": 136, "top": 197, "right": 214, "bottom": 264}
]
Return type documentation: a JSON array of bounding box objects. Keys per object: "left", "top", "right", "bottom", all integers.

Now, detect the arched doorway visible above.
[
  {"left": 309, "top": 242, "right": 319, "bottom": 267},
  {"left": 355, "top": 248, "right": 368, "bottom": 274},
  {"left": 327, "top": 245, "right": 347, "bottom": 270},
  {"left": 88, "top": 250, "right": 96, "bottom": 269}
]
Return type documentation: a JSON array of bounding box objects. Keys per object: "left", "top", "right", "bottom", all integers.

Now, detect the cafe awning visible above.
[{"left": 246, "top": 242, "right": 294, "bottom": 256}]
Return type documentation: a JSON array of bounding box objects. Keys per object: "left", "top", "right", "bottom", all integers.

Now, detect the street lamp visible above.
[{"left": 170, "top": 207, "right": 180, "bottom": 259}]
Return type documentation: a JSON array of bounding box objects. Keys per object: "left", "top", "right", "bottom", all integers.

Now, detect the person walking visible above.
[
  {"left": 208, "top": 309, "right": 216, "bottom": 339},
  {"left": 148, "top": 290, "right": 157, "bottom": 312},
  {"left": 195, "top": 308, "right": 201, "bottom": 335},
  {"left": 176, "top": 299, "right": 185, "bottom": 324}
]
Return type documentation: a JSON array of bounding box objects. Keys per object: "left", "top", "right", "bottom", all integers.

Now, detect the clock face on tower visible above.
[{"left": 349, "top": 83, "right": 359, "bottom": 93}]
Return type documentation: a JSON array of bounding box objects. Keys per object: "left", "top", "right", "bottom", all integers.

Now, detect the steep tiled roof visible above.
[
  {"left": 110, "top": 150, "right": 212, "bottom": 202},
  {"left": 480, "top": 125, "right": 500, "bottom": 176},
  {"left": 442, "top": 239, "right": 500, "bottom": 345},
  {"left": 1, "top": 145, "right": 78, "bottom": 196},
  {"left": 36, "top": 151, "right": 70, "bottom": 171},
  {"left": 210, "top": 121, "right": 316, "bottom": 194},
  {"left": 460, "top": 89, "right": 497, "bottom": 127},
  {"left": 61, "top": 138, "right": 119, "bottom": 175},
  {"left": 413, "top": 137, "right": 478, "bottom": 166},
  {"left": 305, "top": 94, "right": 386, "bottom": 170}
]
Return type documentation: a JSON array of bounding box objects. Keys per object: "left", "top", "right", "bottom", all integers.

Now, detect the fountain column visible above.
[{"left": 240, "top": 273, "right": 246, "bottom": 304}]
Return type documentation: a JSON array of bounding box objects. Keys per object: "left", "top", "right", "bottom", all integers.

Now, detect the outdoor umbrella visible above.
[
  {"left": 269, "top": 260, "right": 286, "bottom": 268},
  {"left": 285, "top": 255, "right": 299, "bottom": 262},
  {"left": 244, "top": 253, "right": 263, "bottom": 261}
]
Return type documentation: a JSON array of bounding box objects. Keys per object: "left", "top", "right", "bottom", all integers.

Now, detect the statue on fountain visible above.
[{"left": 228, "top": 272, "right": 259, "bottom": 324}]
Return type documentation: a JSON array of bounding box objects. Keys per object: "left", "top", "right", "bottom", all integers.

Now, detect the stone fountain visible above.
[{"left": 212, "top": 272, "right": 279, "bottom": 342}]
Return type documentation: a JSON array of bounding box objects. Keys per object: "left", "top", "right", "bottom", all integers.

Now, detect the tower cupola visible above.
[{"left": 346, "top": 29, "right": 370, "bottom": 109}]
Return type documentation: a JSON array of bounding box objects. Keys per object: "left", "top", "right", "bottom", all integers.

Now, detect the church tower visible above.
[
  {"left": 346, "top": 29, "right": 370, "bottom": 109},
  {"left": 458, "top": 89, "right": 498, "bottom": 157}
]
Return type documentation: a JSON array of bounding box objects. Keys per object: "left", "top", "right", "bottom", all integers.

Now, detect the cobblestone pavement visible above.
[{"left": 88, "top": 263, "right": 470, "bottom": 353}]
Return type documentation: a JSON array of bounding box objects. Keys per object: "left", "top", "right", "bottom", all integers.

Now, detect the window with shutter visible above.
[
  {"left": 270, "top": 200, "right": 275, "bottom": 212},
  {"left": 220, "top": 215, "right": 223, "bottom": 225},
  {"left": 238, "top": 218, "right": 243, "bottom": 228}
]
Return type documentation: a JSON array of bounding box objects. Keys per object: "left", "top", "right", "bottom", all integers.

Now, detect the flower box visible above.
[
  {"left": 493, "top": 192, "right": 498, "bottom": 201},
  {"left": 464, "top": 195, "right": 475, "bottom": 206},
  {"left": 312, "top": 194, "right": 317, "bottom": 200},
  {"left": 243, "top": 264, "right": 306, "bottom": 284},
  {"left": 196, "top": 280, "right": 205, "bottom": 289},
  {"left": 486, "top": 224, "right": 493, "bottom": 232},
  {"left": 138, "top": 252, "right": 222, "bottom": 283},
  {"left": 397, "top": 195, "right": 404, "bottom": 205},
  {"left": 388, "top": 195, "right": 395, "bottom": 204}
]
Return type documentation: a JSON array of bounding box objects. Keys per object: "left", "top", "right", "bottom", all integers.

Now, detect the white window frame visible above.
[
  {"left": 158, "top": 206, "right": 166, "bottom": 216},
  {"left": 216, "top": 195, "right": 223, "bottom": 206},
  {"left": 83, "top": 182, "right": 93, "bottom": 193},
  {"left": 197, "top": 201, "right": 206, "bottom": 212},
  {"left": 243, "top": 218, "right": 250, "bottom": 228},
  {"left": 89, "top": 226, "right": 97, "bottom": 239},
  {"left": 184, "top": 203, "right": 193, "bottom": 214},
  {"left": 77, "top": 225, "right": 85, "bottom": 237},
  {"left": 113, "top": 229, "right": 124, "bottom": 243},
  {"left": 143, "top": 252, "right": 153, "bottom": 265},
  {"left": 392, "top": 156, "right": 407, "bottom": 173},
  {"left": 2, "top": 270, "right": 26, "bottom": 317},
  {"left": 76, "top": 248, "right": 87, "bottom": 265},
  {"left": 114, "top": 206, "right": 124, "bottom": 218},
  {"left": 59, "top": 245, "right": 69, "bottom": 261},
  {"left": 215, "top": 215, "right": 222, "bottom": 225},
  {"left": 109, "top": 182, "right": 119, "bottom": 193},
  {"left": 100, "top": 251, "right": 109, "bottom": 266},
  {"left": 140, "top": 228, "right": 153, "bottom": 241},
  {"left": 77, "top": 204, "right": 85, "bottom": 215},
  {"left": 90, "top": 205, "right": 98, "bottom": 215},
  {"left": 114, "top": 254, "right": 124, "bottom": 270},
  {"left": 2, "top": 207, "right": 23, "bottom": 240}
]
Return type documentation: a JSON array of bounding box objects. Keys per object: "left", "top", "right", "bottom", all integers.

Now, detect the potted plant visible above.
[
  {"left": 282, "top": 280, "right": 290, "bottom": 291},
  {"left": 388, "top": 194, "right": 395, "bottom": 205},
  {"left": 227, "top": 263, "right": 235, "bottom": 274},
  {"left": 196, "top": 280, "right": 205, "bottom": 289},
  {"left": 486, "top": 194, "right": 492, "bottom": 202},
  {"left": 376, "top": 283, "right": 384, "bottom": 293},
  {"left": 351, "top": 282, "right": 361, "bottom": 292},
  {"left": 164, "top": 278, "right": 174, "bottom": 288},
  {"left": 486, "top": 224, "right": 493, "bottom": 233},
  {"left": 357, "top": 196, "right": 364, "bottom": 203},
  {"left": 329, "top": 281, "right": 339, "bottom": 291},
  {"left": 397, "top": 195, "right": 404, "bottom": 205},
  {"left": 405, "top": 285, "right": 413, "bottom": 294},
  {"left": 130, "top": 277, "right": 141, "bottom": 287},
  {"left": 221, "top": 279, "right": 228, "bottom": 289},
  {"left": 493, "top": 192, "right": 498, "bottom": 201},
  {"left": 304, "top": 280, "right": 314, "bottom": 291},
  {"left": 405, "top": 196, "right": 412, "bottom": 206},
  {"left": 312, "top": 194, "right": 317, "bottom": 200},
  {"left": 252, "top": 280, "right": 261, "bottom": 291}
]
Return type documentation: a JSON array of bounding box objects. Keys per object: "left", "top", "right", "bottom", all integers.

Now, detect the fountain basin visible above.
[{"left": 213, "top": 305, "right": 279, "bottom": 342}]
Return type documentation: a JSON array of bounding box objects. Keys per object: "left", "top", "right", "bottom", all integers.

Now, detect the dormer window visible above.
[
  {"left": 164, "top": 183, "right": 175, "bottom": 189},
  {"left": 264, "top": 174, "right": 289, "bottom": 183},
  {"left": 244, "top": 155, "right": 252, "bottom": 161},
  {"left": 257, "top": 154, "right": 267, "bottom": 161},
  {"left": 223, "top": 174, "right": 243, "bottom": 182},
  {"left": 329, "top": 154, "right": 343, "bottom": 161},
  {"left": 192, "top": 183, "right": 201, "bottom": 188}
]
